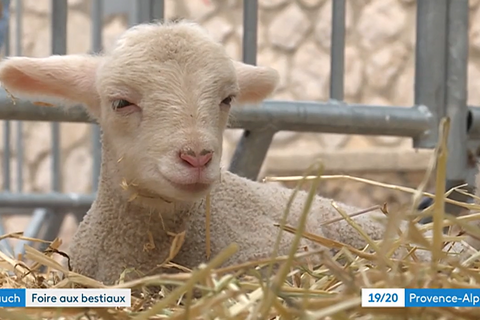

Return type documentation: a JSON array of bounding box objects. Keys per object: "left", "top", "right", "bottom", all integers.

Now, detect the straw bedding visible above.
[{"left": 1, "top": 118, "right": 479, "bottom": 319}]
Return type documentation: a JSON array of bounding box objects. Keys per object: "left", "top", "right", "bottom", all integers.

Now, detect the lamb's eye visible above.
[
  {"left": 112, "top": 99, "right": 132, "bottom": 110},
  {"left": 221, "top": 96, "right": 233, "bottom": 107}
]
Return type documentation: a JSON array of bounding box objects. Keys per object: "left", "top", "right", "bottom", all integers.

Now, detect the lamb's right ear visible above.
[{"left": 0, "top": 54, "right": 102, "bottom": 118}]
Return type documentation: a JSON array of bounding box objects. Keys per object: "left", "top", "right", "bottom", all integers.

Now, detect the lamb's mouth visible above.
[
  {"left": 125, "top": 185, "right": 175, "bottom": 204},
  {"left": 156, "top": 174, "right": 212, "bottom": 194},
  {"left": 166, "top": 180, "right": 212, "bottom": 194}
]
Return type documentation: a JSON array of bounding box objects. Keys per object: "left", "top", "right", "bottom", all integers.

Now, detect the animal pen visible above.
[{"left": 0, "top": 0, "right": 477, "bottom": 257}]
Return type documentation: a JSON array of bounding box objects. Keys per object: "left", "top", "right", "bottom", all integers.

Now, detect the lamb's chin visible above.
[
  {"left": 169, "top": 180, "right": 212, "bottom": 194},
  {"left": 167, "top": 186, "right": 213, "bottom": 203}
]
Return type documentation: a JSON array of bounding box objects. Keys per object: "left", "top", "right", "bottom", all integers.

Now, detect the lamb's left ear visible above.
[
  {"left": 0, "top": 54, "right": 103, "bottom": 119},
  {"left": 232, "top": 60, "right": 279, "bottom": 105}
]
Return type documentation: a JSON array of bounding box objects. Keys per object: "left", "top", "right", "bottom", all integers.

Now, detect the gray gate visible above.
[{"left": 0, "top": 0, "right": 477, "bottom": 256}]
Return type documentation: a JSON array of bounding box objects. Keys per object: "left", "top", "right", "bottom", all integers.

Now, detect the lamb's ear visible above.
[
  {"left": 0, "top": 54, "right": 102, "bottom": 118},
  {"left": 233, "top": 60, "right": 279, "bottom": 105}
]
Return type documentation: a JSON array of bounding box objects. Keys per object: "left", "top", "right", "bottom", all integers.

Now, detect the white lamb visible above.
[{"left": 0, "top": 20, "right": 472, "bottom": 285}]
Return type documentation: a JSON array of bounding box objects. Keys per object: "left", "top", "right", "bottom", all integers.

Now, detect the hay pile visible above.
[{"left": 0, "top": 118, "right": 480, "bottom": 320}]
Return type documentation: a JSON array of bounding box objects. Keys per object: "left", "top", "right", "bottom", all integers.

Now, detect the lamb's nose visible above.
[{"left": 179, "top": 149, "right": 213, "bottom": 168}]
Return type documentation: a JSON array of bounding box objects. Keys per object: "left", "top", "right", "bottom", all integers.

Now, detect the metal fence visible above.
[{"left": 0, "top": 0, "right": 478, "bottom": 256}]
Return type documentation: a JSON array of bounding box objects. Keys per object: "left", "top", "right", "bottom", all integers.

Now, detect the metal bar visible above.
[
  {"left": 130, "top": 0, "right": 150, "bottom": 26},
  {"left": 51, "top": 0, "right": 68, "bottom": 192},
  {"left": 242, "top": 0, "right": 257, "bottom": 65},
  {"left": 0, "top": 0, "right": 14, "bottom": 256},
  {"left": 51, "top": 0, "right": 68, "bottom": 54},
  {"left": 230, "top": 0, "right": 268, "bottom": 179},
  {"left": 91, "top": 0, "right": 103, "bottom": 192},
  {"left": 445, "top": 0, "right": 469, "bottom": 181},
  {"left": 14, "top": 208, "right": 47, "bottom": 256},
  {"left": 3, "top": 122, "right": 10, "bottom": 191},
  {"left": 0, "top": 96, "right": 94, "bottom": 122},
  {"left": 0, "top": 193, "right": 96, "bottom": 209},
  {"left": 0, "top": 0, "right": 10, "bottom": 49},
  {"left": 16, "top": 125, "right": 23, "bottom": 192},
  {"left": 91, "top": 0, "right": 103, "bottom": 52},
  {"left": 50, "top": 124, "right": 61, "bottom": 191},
  {"left": 412, "top": 0, "right": 448, "bottom": 149},
  {"left": 442, "top": 0, "right": 471, "bottom": 218},
  {"left": 14, "top": 0, "right": 22, "bottom": 56},
  {"left": 229, "top": 102, "right": 432, "bottom": 136},
  {"left": 15, "top": 0, "right": 23, "bottom": 192},
  {"left": 37, "top": 209, "right": 64, "bottom": 251},
  {"left": 150, "top": 0, "right": 164, "bottom": 21},
  {"left": 72, "top": 210, "right": 86, "bottom": 224},
  {"left": 445, "top": 0, "right": 469, "bottom": 182},
  {"left": 2, "top": 2, "right": 10, "bottom": 192},
  {"left": 42, "top": 0, "right": 69, "bottom": 247},
  {"left": 229, "top": 130, "right": 275, "bottom": 180},
  {"left": 0, "top": 97, "right": 435, "bottom": 137},
  {"left": 329, "top": 0, "right": 346, "bottom": 101}
]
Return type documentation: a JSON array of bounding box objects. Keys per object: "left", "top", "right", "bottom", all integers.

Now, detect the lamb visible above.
[{"left": 0, "top": 20, "right": 473, "bottom": 286}]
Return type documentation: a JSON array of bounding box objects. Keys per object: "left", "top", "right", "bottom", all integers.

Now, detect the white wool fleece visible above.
[{"left": 69, "top": 166, "right": 471, "bottom": 285}]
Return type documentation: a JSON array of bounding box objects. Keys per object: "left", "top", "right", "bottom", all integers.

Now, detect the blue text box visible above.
[
  {"left": 406, "top": 288, "right": 480, "bottom": 307},
  {"left": 0, "top": 288, "right": 26, "bottom": 307}
]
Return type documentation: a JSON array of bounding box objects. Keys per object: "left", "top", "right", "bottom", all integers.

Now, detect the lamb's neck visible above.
[{"left": 92, "top": 144, "right": 202, "bottom": 228}]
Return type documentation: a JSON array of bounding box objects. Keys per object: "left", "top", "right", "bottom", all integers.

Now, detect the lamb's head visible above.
[{"left": 0, "top": 20, "right": 279, "bottom": 204}]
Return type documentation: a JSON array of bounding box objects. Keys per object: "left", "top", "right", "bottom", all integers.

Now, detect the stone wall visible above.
[{"left": 1, "top": 0, "right": 480, "bottom": 246}]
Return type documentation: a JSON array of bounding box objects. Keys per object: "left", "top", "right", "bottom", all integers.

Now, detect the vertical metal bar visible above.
[
  {"left": 329, "top": 0, "right": 345, "bottom": 101},
  {"left": 150, "top": 0, "right": 164, "bottom": 21},
  {"left": 0, "top": 0, "right": 13, "bottom": 256},
  {"left": 443, "top": 0, "right": 471, "bottom": 217},
  {"left": 3, "top": 122, "right": 10, "bottom": 192},
  {"left": 51, "top": 0, "right": 67, "bottom": 192},
  {"left": 15, "top": 0, "right": 23, "bottom": 192},
  {"left": 51, "top": 0, "right": 67, "bottom": 55},
  {"left": 445, "top": 0, "right": 468, "bottom": 182},
  {"left": 417, "top": 0, "right": 471, "bottom": 227},
  {"left": 2, "top": 2, "right": 10, "bottom": 192},
  {"left": 37, "top": 210, "right": 64, "bottom": 252},
  {"left": 242, "top": 0, "right": 257, "bottom": 65},
  {"left": 0, "top": 0, "right": 10, "bottom": 49},
  {"left": 130, "top": 0, "right": 150, "bottom": 26},
  {"left": 229, "top": 0, "right": 272, "bottom": 180},
  {"left": 412, "top": 0, "right": 448, "bottom": 148},
  {"left": 14, "top": 0, "right": 21, "bottom": 54},
  {"left": 91, "top": 0, "right": 103, "bottom": 192},
  {"left": 36, "top": 0, "right": 69, "bottom": 252},
  {"left": 129, "top": 1, "right": 137, "bottom": 27},
  {"left": 228, "top": 130, "right": 276, "bottom": 179},
  {"left": 91, "top": 0, "right": 102, "bottom": 51}
]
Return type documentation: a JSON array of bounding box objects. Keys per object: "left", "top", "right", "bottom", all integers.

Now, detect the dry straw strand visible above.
[
  {"left": 432, "top": 118, "right": 450, "bottom": 266},
  {"left": 206, "top": 192, "right": 211, "bottom": 260}
]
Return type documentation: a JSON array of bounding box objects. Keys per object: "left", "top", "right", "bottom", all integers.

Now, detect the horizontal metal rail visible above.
[
  {"left": 231, "top": 102, "right": 434, "bottom": 137},
  {"left": 8, "top": 97, "right": 480, "bottom": 140},
  {"left": 0, "top": 192, "right": 95, "bottom": 209},
  {"left": 0, "top": 95, "right": 441, "bottom": 137}
]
